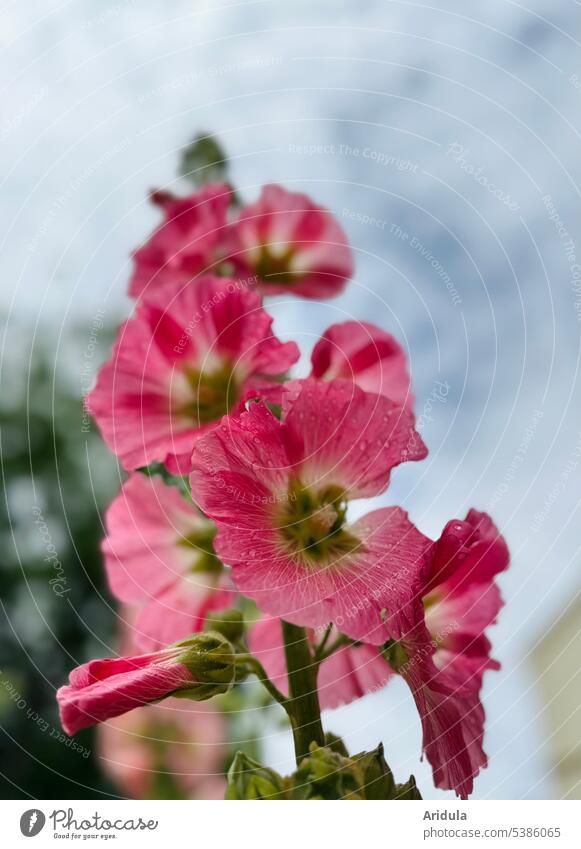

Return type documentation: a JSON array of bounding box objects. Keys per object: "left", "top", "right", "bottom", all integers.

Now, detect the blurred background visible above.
[{"left": 1, "top": 0, "right": 580, "bottom": 799}]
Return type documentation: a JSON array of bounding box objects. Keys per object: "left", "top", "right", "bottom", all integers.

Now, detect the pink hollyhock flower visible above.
[
  {"left": 404, "top": 510, "right": 508, "bottom": 797},
  {"left": 250, "top": 510, "right": 509, "bottom": 798},
  {"left": 226, "top": 184, "right": 354, "bottom": 298},
  {"left": 310, "top": 321, "right": 413, "bottom": 409},
  {"left": 57, "top": 648, "right": 200, "bottom": 735},
  {"left": 190, "top": 378, "right": 429, "bottom": 642},
  {"left": 98, "top": 697, "right": 227, "bottom": 799},
  {"left": 129, "top": 185, "right": 231, "bottom": 299},
  {"left": 87, "top": 275, "right": 299, "bottom": 473},
  {"left": 102, "top": 474, "right": 234, "bottom": 651}
]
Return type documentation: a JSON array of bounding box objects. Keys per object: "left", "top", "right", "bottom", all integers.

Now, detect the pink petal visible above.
[
  {"left": 282, "top": 379, "right": 427, "bottom": 499},
  {"left": 310, "top": 321, "right": 413, "bottom": 409},
  {"left": 102, "top": 474, "right": 209, "bottom": 603},
  {"left": 214, "top": 506, "right": 432, "bottom": 643},
  {"left": 427, "top": 510, "right": 509, "bottom": 594},
  {"left": 129, "top": 184, "right": 231, "bottom": 299},
  {"left": 134, "top": 578, "right": 235, "bottom": 651},
  {"left": 59, "top": 652, "right": 193, "bottom": 735}
]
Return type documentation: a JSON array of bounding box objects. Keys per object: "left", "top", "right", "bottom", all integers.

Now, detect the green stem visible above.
[
  {"left": 236, "top": 654, "right": 289, "bottom": 708},
  {"left": 316, "top": 634, "right": 354, "bottom": 664},
  {"left": 281, "top": 620, "right": 325, "bottom": 764},
  {"left": 313, "top": 624, "right": 333, "bottom": 662}
]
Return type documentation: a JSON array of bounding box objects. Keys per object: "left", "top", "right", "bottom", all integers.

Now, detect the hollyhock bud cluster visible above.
[{"left": 60, "top": 171, "right": 509, "bottom": 801}]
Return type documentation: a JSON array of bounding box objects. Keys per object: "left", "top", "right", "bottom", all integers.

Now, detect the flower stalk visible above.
[{"left": 281, "top": 620, "right": 325, "bottom": 764}]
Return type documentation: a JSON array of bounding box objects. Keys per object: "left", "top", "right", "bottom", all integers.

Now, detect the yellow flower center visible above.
[
  {"left": 276, "top": 480, "right": 361, "bottom": 565},
  {"left": 179, "top": 361, "right": 240, "bottom": 426}
]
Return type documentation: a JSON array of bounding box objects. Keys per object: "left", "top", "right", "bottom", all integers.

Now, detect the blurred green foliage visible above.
[
  {"left": 0, "top": 324, "right": 121, "bottom": 798},
  {"left": 0, "top": 322, "right": 268, "bottom": 798}
]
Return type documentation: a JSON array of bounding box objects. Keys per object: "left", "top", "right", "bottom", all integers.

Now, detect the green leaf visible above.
[
  {"left": 353, "top": 743, "right": 396, "bottom": 800},
  {"left": 224, "top": 742, "right": 423, "bottom": 801}
]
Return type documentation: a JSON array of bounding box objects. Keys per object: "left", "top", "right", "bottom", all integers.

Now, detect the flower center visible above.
[
  {"left": 253, "top": 244, "right": 298, "bottom": 285},
  {"left": 178, "top": 524, "right": 222, "bottom": 575},
  {"left": 276, "top": 480, "right": 361, "bottom": 564},
  {"left": 179, "top": 361, "right": 240, "bottom": 426}
]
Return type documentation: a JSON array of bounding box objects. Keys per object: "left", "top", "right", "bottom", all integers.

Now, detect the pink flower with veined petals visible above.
[
  {"left": 226, "top": 184, "right": 354, "bottom": 299},
  {"left": 249, "top": 510, "right": 509, "bottom": 799},
  {"left": 379, "top": 511, "right": 507, "bottom": 798},
  {"left": 57, "top": 648, "right": 199, "bottom": 736},
  {"left": 98, "top": 697, "right": 227, "bottom": 800},
  {"left": 190, "top": 378, "right": 429, "bottom": 643},
  {"left": 87, "top": 275, "right": 299, "bottom": 474},
  {"left": 310, "top": 321, "right": 413, "bottom": 409},
  {"left": 410, "top": 510, "right": 508, "bottom": 797},
  {"left": 102, "top": 474, "right": 235, "bottom": 651},
  {"left": 129, "top": 185, "right": 231, "bottom": 299}
]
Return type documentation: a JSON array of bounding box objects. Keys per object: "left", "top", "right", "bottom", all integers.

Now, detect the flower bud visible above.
[
  {"left": 173, "top": 631, "right": 235, "bottom": 700},
  {"left": 393, "top": 775, "right": 422, "bottom": 799},
  {"left": 292, "top": 743, "right": 364, "bottom": 800},
  {"left": 354, "top": 743, "right": 395, "bottom": 800},
  {"left": 226, "top": 751, "right": 286, "bottom": 800},
  {"left": 204, "top": 609, "right": 245, "bottom": 642},
  {"left": 353, "top": 743, "right": 422, "bottom": 799}
]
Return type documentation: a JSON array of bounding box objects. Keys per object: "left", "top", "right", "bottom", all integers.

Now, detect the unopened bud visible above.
[
  {"left": 173, "top": 631, "right": 235, "bottom": 700},
  {"left": 226, "top": 751, "right": 285, "bottom": 800},
  {"left": 292, "top": 743, "right": 363, "bottom": 800},
  {"left": 354, "top": 743, "right": 395, "bottom": 799}
]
